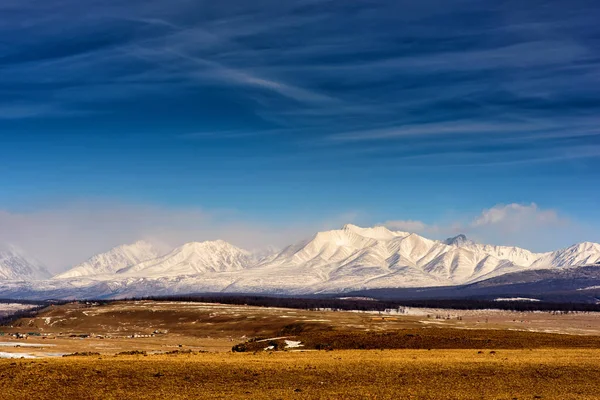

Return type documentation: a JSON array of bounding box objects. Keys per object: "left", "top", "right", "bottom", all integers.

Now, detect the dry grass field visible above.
[
  {"left": 1, "top": 300, "right": 599, "bottom": 399},
  {"left": 1, "top": 349, "right": 599, "bottom": 399},
  {"left": 2, "top": 300, "right": 600, "bottom": 355}
]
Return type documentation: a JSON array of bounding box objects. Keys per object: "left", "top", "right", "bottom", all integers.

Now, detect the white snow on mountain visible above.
[
  {"left": 444, "top": 234, "right": 544, "bottom": 267},
  {"left": 248, "top": 245, "right": 281, "bottom": 264},
  {"left": 1, "top": 224, "right": 600, "bottom": 298},
  {"left": 530, "top": 242, "right": 600, "bottom": 269},
  {"left": 224, "top": 225, "right": 547, "bottom": 292},
  {"left": 0, "top": 245, "right": 51, "bottom": 281},
  {"left": 117, "top": 240, "right": 252, "bottom": 277},
  {"left": 53, "top": 241, "right": 160, "bottom": 279}
]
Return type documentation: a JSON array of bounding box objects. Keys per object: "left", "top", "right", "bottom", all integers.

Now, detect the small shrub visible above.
[
  {"left": 115, "top": 350, "right": 147, "bottom": 356},
  {"left": 232, "top": 344, "right": 247, "bottom": 352},
  {"left": 62, "top": 352, "right": 101, "bottom": 357}
]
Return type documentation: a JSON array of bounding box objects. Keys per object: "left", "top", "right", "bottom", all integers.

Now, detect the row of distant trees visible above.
[
  {"left": 0, "top": 298, "right": 49, "bottom": 305},
  {"left": 107, "top": 294, "right": 600, "bottom": 313}
]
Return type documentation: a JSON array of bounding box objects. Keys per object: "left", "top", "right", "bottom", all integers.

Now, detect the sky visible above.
[{"left": 1, "top": 0, "right": 599, "bottom": 272}]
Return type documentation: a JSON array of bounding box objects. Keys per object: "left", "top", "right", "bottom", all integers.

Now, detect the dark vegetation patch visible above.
[
  {"left": 301, "top": 328, "right": 600, "bottom": 350},
  {"left": 0, "top": 299, "right": 51, "bottom": 306},
  {"left": 234, "top": 328, "right": 600, "bottom": 352},
  {"left": 162, "top": 349, "right": 207, "bottom": 355},
  {"left": 233, "top": 338, "right": 289, "bottom": 352},
  {"left": 115, "top": 350, "right": 147, "bottom": 356},
  {"left": 63, "top": 352, "right": 101, "bottom": 357},
  {"left": 279, "top": 322, "right": 331, "bottom": 336}
]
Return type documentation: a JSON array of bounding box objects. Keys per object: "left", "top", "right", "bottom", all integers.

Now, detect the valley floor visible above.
[
  {"left": 1, "top": 349, "right": 599, "bottom": 399},
  {"left": 1, "top": 301, "right": 599, "bottom": 399}
]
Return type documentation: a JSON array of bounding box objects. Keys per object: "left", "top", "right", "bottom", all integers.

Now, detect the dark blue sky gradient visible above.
[{"left": 1, "top": 0, "right": 599, "bottom": 256}]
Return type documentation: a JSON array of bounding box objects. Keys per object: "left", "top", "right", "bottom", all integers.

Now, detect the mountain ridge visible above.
[
  {"left": 0, "top": 245, "right": 51, "bottom": 281},
  {"left": 53, "top": 240, "right": 160, "bottom": 280},
  {"left": 1, "top": 224, "right": 599, "bottom": 299}
]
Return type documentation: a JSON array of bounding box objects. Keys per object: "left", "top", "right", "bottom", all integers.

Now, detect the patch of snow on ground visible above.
[
  {"left": 284, "top": 340, "right": 303, "bottom": 348},
  {"left": 255, "top": 337, "right": 288, "bottom": 342},
  {"left": 494, "top": 297, "right": 540, "bottom": 302},
  {"left": 338, "top": 297, "right": 376, "bottom": 301},
  {"left": 0, "top": 342, "right": 55, "bottom": 347},
  {"left": 0, "top": 352, "right": 37, "bottom": 359},
  {"left": 577, "top": 285, "right": 600, "bottom": 291},
  {"left": 0, "top": 303, "right": 37, "bottom": 312}
]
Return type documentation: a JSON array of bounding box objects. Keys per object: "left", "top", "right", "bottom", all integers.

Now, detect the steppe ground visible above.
[
  {"left": 0, "top": 301, "right": 599, "bottom": 399},
  {"left": 0, "top": 303, "right": 37, "bottom": 319}
]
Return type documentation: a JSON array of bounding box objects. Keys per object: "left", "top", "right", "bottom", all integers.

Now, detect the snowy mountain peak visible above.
[
  {"left": 131, "top": 239, "right": 156, "bottom": 248},
  {"left": 342, "top": 224, "right": 408, "bottom": 240},
  {"left": 443, "top": 234, "right": 475, "bottom": 246},
  {"left": 572, "top": 242, "right": 600, "bottom": 252},
  {"left": 180, "top": 239, "right": 246, "bottom": 251},
  {"left": 117, "top": 239, "right": 252, "bottom": 277},
  {"left": 529, "top": 241, "right": 600, "bottom": 269},
  {"left": 250, "top": 245, "right": 281, "bottom": 263},
  {"left": 0, "top": 245, "right": 51, "bottom": 281},
  {"left": 53, "top": 240, "right": 161, "bottom": 280}
]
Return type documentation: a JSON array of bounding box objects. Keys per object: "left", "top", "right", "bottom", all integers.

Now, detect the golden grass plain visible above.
[
  {"left": 1, "top": 349, "right": 599, "bottom": 399},
  {"left": 1, "top": 301, "right": 599, "bottom": 399}
]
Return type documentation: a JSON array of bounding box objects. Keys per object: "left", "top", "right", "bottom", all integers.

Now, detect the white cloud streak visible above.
[
  {"left": 472, "top": 203, "right": 560, "bottom": 229},
  {"left": 383, "top": 203, "right": 598, "bottom": 251}
]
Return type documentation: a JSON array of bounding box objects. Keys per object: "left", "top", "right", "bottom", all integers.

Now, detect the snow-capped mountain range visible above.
[
  {"left": 117, "top": 240, "right": 253, "bottom": 277},
  {"left": 53, "top": 241, "right": 160, "bottom": 279},
  {"left": 0, "top": 245, "right": 51, "bottom": 281},
  {"left": 1, "top": 224, "right": 599, "bottom": 299}
]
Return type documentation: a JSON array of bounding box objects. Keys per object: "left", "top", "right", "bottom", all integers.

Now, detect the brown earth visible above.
[{"left": 1, "top": 301, "right": 600, "bottom": 355}]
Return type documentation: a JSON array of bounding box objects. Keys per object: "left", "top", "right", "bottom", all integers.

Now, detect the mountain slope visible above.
[
  {"left": 53, "top": 241, "right": 160, "bottom": 280},
  {"left": 444, "top": 234, "right": 545, "bottom": 267},
  {"left": 0, "top": 245, "right": 51, "bottom": 281},
  {"left": 349, "top": 264, "right": 600, "bottom": 303},
  {"left": 530, "top": 242, "right": 600, "bottom": 269},
  {"left": 2, "top": 225, "right": 600, "bottom": 299},
  {"left": 117, "top": 240, "right": 253, "bottom": 277},
  {"left": 224, "top": 225, "right": 552, "bottom": 293}
]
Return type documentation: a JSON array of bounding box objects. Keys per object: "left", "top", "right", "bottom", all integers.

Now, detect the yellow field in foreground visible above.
[{"left": 1, "top": 349, "right": 599, "bottom": 400}]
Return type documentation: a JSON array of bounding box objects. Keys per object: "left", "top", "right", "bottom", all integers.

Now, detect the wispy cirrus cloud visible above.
[
  {"left": 326, "top": 121, "right": 551, "bottom": 142},
  {"left": 472, "top": 203, "right": 561, "bottom": 229},
  {"left": 0, "top": 0, "right": 339, "bottom": 114},
  {"left": 1, "top": 0, "right": 599, "bottom": 167}
]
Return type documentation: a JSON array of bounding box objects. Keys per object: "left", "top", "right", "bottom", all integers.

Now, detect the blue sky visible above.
[{"left": 1, "top": 0, "right": 599, "bottom": 271}]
